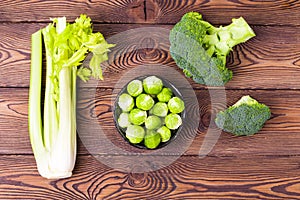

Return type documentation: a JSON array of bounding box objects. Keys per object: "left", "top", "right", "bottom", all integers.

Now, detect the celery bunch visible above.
[{"left": 29, "top": 15, "right": 114, "bottom": 179}]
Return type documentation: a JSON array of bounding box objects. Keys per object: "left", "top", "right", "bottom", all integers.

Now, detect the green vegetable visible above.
[
  {"left": 118, "top": 113, "right": 131, "bottom": 128},
  {"left": 157, "top": 126, "right": 171, "bottom": 142},
  {"left": 169, "top": 12, "right": 255, "bottom": 86},
  {"left": 144, "top": 130, "right": 161, "bottom": 149},
  {"left": 29, "top": 15, "right": 114, "bottom": 179},
  {"left": 168, "top": 97, "right": 185, "bottom": 114},
  {"left": 150, "top": 102, "right": 169, "bottom": 117},
  {"left": 145, "top": 115, "right": 162, "bottom": 130},
  {"left": 127, "top": 79, "right": 143, "bottom": 97},
  {"left": 215, "top": 95, "right": 271, "bottom": 136},
  {"left": 126, "top": 125, "right": 145, "bottom": 144},
  {"left": 129, "top": 108, "right": 147, "bottom": 125},
  {"left": 143, "top": 76, "right": 163, "bottom": 95},
  {"left": 118, "top": 93, "right": 135, "bottom": 112},
  {"left": 136, "top": 94, "right": 155, "bottom": 111},
  {"left": 165, "top": 113, "right": 183, "bottom": 130},
  {"left": 157, "top": 88, "right": 173, "bottom": 102},
  {"left": 115, "top": 75, "right": 186, "bottom": 149}
]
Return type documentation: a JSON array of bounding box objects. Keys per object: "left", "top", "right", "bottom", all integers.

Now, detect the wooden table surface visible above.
[{"left": 1, "top": 0, "right": 300, "bottom": 199}]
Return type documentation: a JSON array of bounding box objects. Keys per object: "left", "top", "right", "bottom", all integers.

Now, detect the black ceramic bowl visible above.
[{"left": 113, "top": 75, "right": 186, "bottom": 150}]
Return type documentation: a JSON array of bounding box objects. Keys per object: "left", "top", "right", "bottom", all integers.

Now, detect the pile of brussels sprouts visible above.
[{"left": 116, "top": 75, "right": 185, "bottom": 149}]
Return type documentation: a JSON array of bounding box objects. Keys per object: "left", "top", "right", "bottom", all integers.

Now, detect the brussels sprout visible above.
[
  {"left": 165, "top": 113, "right": 182, "bottom": 130},
  {"left": 127, "top": 79, "right": 143, "bottom": 97},
  {"left": 145, "top": 115, "right": 162, "bottom": 130},
  {"left": 118, "top": 113, "right": 131, "bottom": 128},
  {"left": 157, "top": 126, "right": 171, "bottom": 142},
  {"left": 157, "top": 87, "right": 173, "bottom": 102},
  {"left": 118, "top": 93, "right": 134, "bottom": 112},
  {"left": 136, "top": 94, "right": 155, "bottom": 111},
  {"left": 143, "top": 76, "right": 163, "bottom": 95},
  {"left": 129, "top": 108, "right": 147, "bottom": 125},
  {"left": 126, "top": 125, "right": 145, "bottom": 144},
  {"left": 168, "top": 97, "right": 185, "bottom": 114},
  {"left": 144, "top": 130, "right": 161, "bottom": 149},
  {"left": 150, "top": 102, "right": 168, "bottom": 117}
]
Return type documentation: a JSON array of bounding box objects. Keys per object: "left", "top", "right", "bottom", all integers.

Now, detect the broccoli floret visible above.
[
  {"left": 169, "top": 12, "right": 255, "bottom": 86},
  {"left": 215, "top": 95, "right": 271, "bottom": 136}
]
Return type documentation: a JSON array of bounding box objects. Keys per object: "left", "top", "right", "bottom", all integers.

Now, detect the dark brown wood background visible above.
[{"left": 1, "top": 0, "right": 300, "bottom": 199}]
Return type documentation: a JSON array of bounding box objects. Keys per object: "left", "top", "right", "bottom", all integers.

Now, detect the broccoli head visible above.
[
  {"left": 215, "top": 95, "right": 271, "bottom": 136},
  {"left": 169, "top": 12, "right": 255, "bottom": 86}
]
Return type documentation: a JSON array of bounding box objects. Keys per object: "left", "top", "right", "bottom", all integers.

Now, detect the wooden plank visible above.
[
  {"left": 146, "top": 0, "right": 300, "bottom": 26},
  {"left": 0, "top": 0, "right": 146, "bottom": 23},
  {"left": 0, "top": 23, "right": 299, "bottom": 89},
  {"left": 77, "top": 88, "right": 300, "bottom": 157},
  {"left": 2, "top": 87, "right": 300, "bottom": 156},
  {"left": 0, "top": 155, "right": 300, "bottom": 199},
  {"left": 0, "top": 0, "right": 299, "bottom": 25}
]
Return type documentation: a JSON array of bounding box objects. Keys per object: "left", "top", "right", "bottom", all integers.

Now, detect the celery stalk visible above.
[
  {"left": 43, "top": 24, "right": 58, "bottom": 151},
  {"left": 29, "top": 30, "right": 50, "bottom": 178},
  {"left": 29, "top": 15, "right": 115, "bottom": 179}
]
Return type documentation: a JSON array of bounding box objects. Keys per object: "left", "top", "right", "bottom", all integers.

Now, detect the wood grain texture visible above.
[
  {"left": 75, "top": 88, "right": 300, "bottom": 157},
  {"left": 146, "top": 0, "right": 300, "bottom": 25},
  {"left": 1, "top": 0, "right": 299, "bottom": 25},
  {"left": 0, "top": 155, "right": 300, "bottom": 199},
  {"left": 89, "top": 24, "right": 300, "bottom": 89},
  {"left": 2, "top": 87, "right": 300, "bottom": 157},
  {"left": 0, "top": 23, "right": 299, "bottom": 89},
  {"left": 0, "top": 0, "right": 146, "bottom": 23}
]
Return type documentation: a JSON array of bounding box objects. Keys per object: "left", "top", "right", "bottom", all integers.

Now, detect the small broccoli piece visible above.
[
  {"left": 169, "top": 12, "right": 255, "bottom": 86},
  {"left": 215, "top": 95, "right": 271, "bottom": 136}
]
